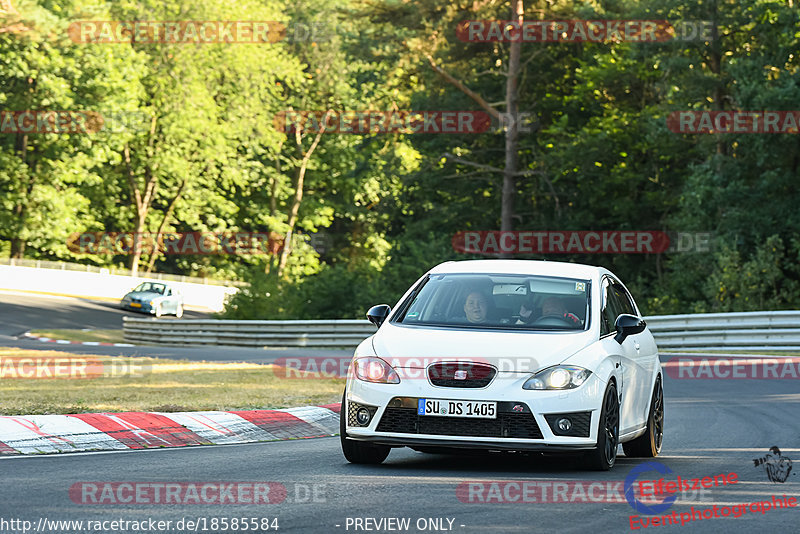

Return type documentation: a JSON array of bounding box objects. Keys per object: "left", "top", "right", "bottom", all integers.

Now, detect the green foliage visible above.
[{"left": 2, "top": 0, "right": 799, "bottom": 317}]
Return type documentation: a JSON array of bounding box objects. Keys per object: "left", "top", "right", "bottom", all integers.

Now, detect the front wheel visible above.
[
  {"left": 340, "top": 391, "right": 390, "bottom": 464},
  {"left": 623, "top": 376, "right": 664, "bottom": 458},
  {"left": 585, "top": 382, "right": 619, "bottom": 471},
  {"left": 154, "top": 304, "right": 163, "bottom": 318},
  {"left": 175, "top": 303, "right": 184, "bottom": 318}
]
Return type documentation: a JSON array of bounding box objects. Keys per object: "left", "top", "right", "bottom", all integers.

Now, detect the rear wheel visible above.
[
  {"left": 585, "top": 382, "right": 619, "bottom": 471},
  {"left": 340, "top": 391, "right": 390, "bottom": 464},
  {"left": 623, "top": 376, "right": 664, "bottom": 458}
]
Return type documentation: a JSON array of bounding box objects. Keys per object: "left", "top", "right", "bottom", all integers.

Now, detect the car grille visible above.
[
  {"left": 427, "top": 362, "right": 496, "bottom": 388},
  {"left": 376, "top": 406, "right": 543, "bottom": 439}
]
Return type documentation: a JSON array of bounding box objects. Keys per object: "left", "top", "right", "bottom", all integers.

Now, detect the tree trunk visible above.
[
  {"left": 10, "top": 132, "right": 32, "bottom": 259},
  {"left": 501, "top": 0, "right": 524, "bottom": 252},
  {"left": 424, "top": 0, "right": 526, "bottom": 244},
  {"left": 276, "top": 111, "right": 332, "bottom": 276},
  {"left": 144, "top": 177, "right": 187, "bottom": 275},
  {"left": 123, "top": 116, "right": 159, "bottom": 277}
]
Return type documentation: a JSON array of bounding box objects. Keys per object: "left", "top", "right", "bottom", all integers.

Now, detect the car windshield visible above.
[
  {"left": 395, "top": 273, "right": 590, "bottom": 330},
  {"left": 133, "top": 282, "right": 166, "bottom": 294}
]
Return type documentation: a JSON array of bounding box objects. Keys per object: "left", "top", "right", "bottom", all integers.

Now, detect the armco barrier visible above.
[
  {"left": 646, "top": 310, "right": 800, "bottom": 351},
  {"left": 123, "top": 311, "right": 800, "bottom": 351},
  {"left": 123, "top": 317, "right": 375, "bottom": 349}
]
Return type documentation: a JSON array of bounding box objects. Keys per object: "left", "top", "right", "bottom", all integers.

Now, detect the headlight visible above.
[
  {"left": 523, "top": 365, "right": 592, "bottom": 390},
  {"left": 353, "top": 357, "right": 400, "bottom": 384},
  {"left": 148, "top": 300, "right": 154, "bottom": 305}
]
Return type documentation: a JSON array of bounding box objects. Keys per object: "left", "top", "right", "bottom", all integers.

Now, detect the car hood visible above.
[
  {"left": 371, "top": 322, "right": 596, "bottom": 374},
  {"left": 123, "top": 291, "right": 164, "bottom": 300}
]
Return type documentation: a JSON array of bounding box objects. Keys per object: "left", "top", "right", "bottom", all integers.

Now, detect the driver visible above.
[
  {"left": 463, "top": 291, "right": 490, "bottom": 324},
  {"left": 539, "top": 296, "right": 582, "bottom": 326}
]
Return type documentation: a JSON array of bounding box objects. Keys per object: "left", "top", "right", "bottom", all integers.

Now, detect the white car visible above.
[{"left": 340, "top": 259, "right": 663, "bottom": 470}]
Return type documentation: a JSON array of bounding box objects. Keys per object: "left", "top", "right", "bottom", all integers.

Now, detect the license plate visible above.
[
  {"left": 129, "top": 302, "right": 142, "bottom": 308},
  {"left": 418, "top": 399, "right": 497, "bottom": 419}
]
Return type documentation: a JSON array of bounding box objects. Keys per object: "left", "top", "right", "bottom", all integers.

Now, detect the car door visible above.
[
  {"left": 164, "top": 287, "right": 175, "bottom": 313},
  {"left": 610, "top": 280, "right": 654, "bottom": 432},
  {"left": 599, "top": 277, "right": 640, "bottom": 435},
  {"left": 613, "top": 282, "right": 659, "bottom": 425}
]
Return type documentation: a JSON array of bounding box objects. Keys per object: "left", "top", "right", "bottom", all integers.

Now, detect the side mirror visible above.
[
  {"left": 614, "top": 314, "right": 646, "bottom": 344},
  {"left": 366, "top": 304, "right": 391, "bottom": 328}
]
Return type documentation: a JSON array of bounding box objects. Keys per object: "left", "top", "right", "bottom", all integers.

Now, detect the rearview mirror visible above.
[
  {"left": 614, "top": 314, "right": 646, "bottom": 344},
  {"left": 366, "top": 304, "right": 391, "bottom": 328}
]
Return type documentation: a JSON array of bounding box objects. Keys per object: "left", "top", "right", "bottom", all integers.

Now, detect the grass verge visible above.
[{"left": 0, "top": 348, "right": 344, "bottom": 415}]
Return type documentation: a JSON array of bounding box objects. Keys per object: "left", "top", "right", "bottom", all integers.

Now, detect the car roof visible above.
[{"left": 428, "top": 259, "right": 609, "bottom": 280}]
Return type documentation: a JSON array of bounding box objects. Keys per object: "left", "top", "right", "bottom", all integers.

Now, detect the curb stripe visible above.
[
  {"left": 231, "top": 410, "right": 323, "bottom": 440},
  {"left": 0, "top": 440, "right": 17, "bottom": 455},
  {"left": 0, "top": 405, "right": 342, "bottom": 456},
  {"left": 320, "top": 403, "right": 342, "bottom": 413},
  {"left": 0, "top": 415, "right": 129, "bottom": 454},
  {"left": 70, "top": 413, "right": 209, "bottom": 449},
  {"left": 22, "top": 332, "right": 134, "bottom": 347},
  {"left": 280, "top": 407, "right": 339, "bottom": 436},
  {"left": 158, "top": 411, "right": 280, "bottom": 445}
]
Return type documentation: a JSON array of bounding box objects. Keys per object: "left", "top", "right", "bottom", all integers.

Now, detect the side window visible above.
[
  {"left": 601, "top": 281, "right": 622, "bottom": 336},
  {"left": 612, "top": 284, "right": 636, "bottom": 316}
]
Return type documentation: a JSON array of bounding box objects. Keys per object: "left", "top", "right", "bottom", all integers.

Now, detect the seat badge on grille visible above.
[
  {"left": 512, "top": 404, "right": 524, "bottom": 412},
  {"left": 453, "top": 370, "right": 468, "bottom": 380}
]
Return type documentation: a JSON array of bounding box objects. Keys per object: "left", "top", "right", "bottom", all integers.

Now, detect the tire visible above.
[
  {"left": 585, "top": 382, "right": 620, "bottom": 471},
  {"left": 340, "top": 391, "right": 390, "bottom": 464},
  {"left": 175, "top": 304, "right": 184, "bottom": 318},
  {"left": 623, "top": 376, "right": 664, "bottom": 458},
  {"left": 154, "top": 304, "right": 163, "bottom": 318}
]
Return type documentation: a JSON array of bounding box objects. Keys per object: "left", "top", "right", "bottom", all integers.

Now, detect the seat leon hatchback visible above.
[{"left": 340, "top": 259, "right": 664, "bottom": 470}]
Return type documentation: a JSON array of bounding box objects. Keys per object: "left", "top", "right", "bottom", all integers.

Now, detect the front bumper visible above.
[
  {"left": 121, "top": 301, "right": 154, "bottom": 314},
  {"left": 345, "top": 372, "right": 605, "bottom": 450}
]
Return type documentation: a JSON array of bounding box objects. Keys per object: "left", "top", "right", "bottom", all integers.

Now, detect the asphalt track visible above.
[
  {"left": 0, "top": 292, "right": 353, "bottom": 363},
  {"left": 1, "top": 293, "right": 798, "bottom": 533},
  {"left": 0, "top": 373, "right": 798, "bottom": 533}
]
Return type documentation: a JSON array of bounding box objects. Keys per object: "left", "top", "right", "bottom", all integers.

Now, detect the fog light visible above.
[
  {"left": 557, "top": 418, "right": 572, "bottom": 432},
  {"left": 356, "top": 408, "right": 371, "bottom": 426}
]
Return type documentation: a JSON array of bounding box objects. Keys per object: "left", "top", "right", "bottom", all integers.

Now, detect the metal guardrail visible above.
[
  {"left": 647, "top": 311, "right": 800, "bottom": 350},
  {"left": 0, "top": 258, "right": 242, "bottom": 287},
  {"left": 123, "top": 317, "right": 375, "bottom": 349},
  {"left": 123, "top": 311, "right": 800, "bottom": 351}
]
